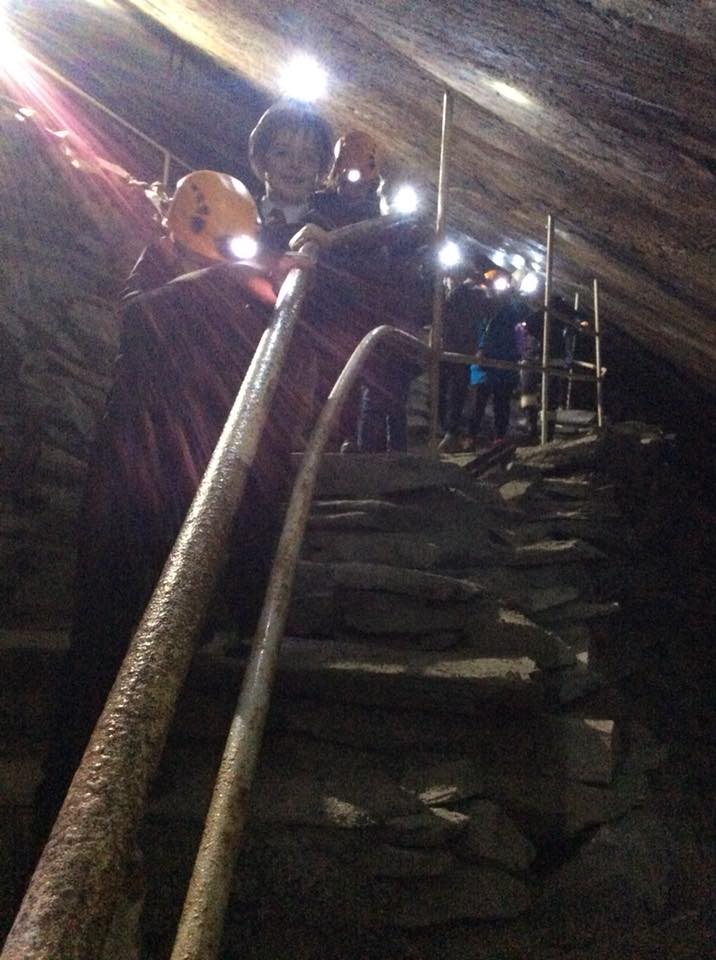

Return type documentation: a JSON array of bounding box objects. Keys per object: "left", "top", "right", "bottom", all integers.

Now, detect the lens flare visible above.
[
  {"left": 438, "top": 241, "right": 462, "bottom": 268},
  {"left": 278, "top": 54, "right": 327, "bottom": 102},
  {"left": 520, "top": 272, "right": 539, "bottom": 294},
  {"left": 392, "top": 184, "right": 419, "bottom": 214},
  {"left": 229, "top": 235, "right": 259, "bottom": 260}
]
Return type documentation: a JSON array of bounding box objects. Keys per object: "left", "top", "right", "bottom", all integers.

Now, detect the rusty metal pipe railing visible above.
[
  {"left": 1, "top": 254, "right": 317, "bottom": 960},
  {"left": 170, "top": 325, "right": 428, "bottom": 960}
]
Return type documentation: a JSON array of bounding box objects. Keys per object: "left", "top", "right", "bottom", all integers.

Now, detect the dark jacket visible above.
[
  {"left": 443, "top": 281, "right": 488, "bottom": 354},
  {"left": 470, "top": 292, "right": 526, "bottom": 386}
]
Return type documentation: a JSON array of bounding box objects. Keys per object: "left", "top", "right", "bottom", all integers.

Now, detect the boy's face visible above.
[{"left": 264, "top": 127, "right": 322, "bottom": 204}]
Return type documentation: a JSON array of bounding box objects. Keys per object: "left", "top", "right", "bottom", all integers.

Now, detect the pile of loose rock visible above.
[
  {"left": 112, "top": 427, "right": 706, "bottom": 959},
  {"left": 2, "top": 419, "right": 712, "bottom": 957}
]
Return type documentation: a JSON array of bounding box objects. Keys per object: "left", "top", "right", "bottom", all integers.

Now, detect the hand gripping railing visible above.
[
  {"left": 1, "top": 247, "right": 319, "bottom": 960},
  {"left": 170, "top": 324, "right": 428, "bottom": 960}
]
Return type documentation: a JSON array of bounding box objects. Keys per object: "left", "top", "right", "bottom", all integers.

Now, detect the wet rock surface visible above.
[{"left": 0, "top": 109, "right": 150, "bottom": 634}]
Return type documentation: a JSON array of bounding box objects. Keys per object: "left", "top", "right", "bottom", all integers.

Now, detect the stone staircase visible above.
[{"left": 2, "top": 427, "right": 707, "bottom": 959}]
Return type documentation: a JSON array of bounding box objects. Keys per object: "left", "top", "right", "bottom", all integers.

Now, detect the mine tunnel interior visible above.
[{"left": 0, "top": 3, "right": 714, "bottom": 959}]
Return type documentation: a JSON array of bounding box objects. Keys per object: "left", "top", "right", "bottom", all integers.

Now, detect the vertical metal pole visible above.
[
  {"left": 161, "top": 150, "right": 171, "bottom": 188},
  {"left": 593, "top": 278, "right": 604, "bottom": 428},
  {"left": 428, "top": 88, "right": 454, "bottom": 453},
  {"left": 565, "top": 291, "right": 578, "bottom": 410},
  {"left": 540, "top": 214, "right": 555, "bottom": 445}
]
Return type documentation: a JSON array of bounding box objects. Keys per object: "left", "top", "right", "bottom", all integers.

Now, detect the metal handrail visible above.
[
  {"left": 170, "top": 324, "right": 429, "bottom": 960},
  {"left": 169, "top": 304, "right": 609, "bottom": 958},
  {"left": 441, "top": 350, "right": 606, "bottom": 382},
  {"left": 593, "top": 278, "right": 605, "bottom": 427},
  {"left": 1, "top": 248, "right": 318, "bottom": 960}
]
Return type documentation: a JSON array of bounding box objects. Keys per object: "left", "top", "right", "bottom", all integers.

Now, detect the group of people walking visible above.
[
  {"left": 438, "top": 266, "right": 534, "bottom": 451},
  {"left": 438, "top": 269, "right": 592, "bottom": 451}
]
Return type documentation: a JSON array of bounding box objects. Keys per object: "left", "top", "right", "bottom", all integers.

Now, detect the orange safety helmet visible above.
[
  {"left": 330, "top": 131, "right": 381, "bottom": 183},
  {"left": 483, "top": 267, "right": 513, "bottom": 290},
  {"left": 483, "top": 267, "right": 512, "bottom": 282},
  {"left": 166, "top": 170, "right": 258, "bottom": 262}
]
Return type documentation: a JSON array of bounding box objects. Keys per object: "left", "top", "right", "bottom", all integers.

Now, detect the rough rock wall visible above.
[{"left": 0, "top": 108, "right": 152, "bottom": 627}]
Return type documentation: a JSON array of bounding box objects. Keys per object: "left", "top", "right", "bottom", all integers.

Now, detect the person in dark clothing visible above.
[
  {"left": 515, "top": 296, "right": 575, "bottom": 441},
  {"left": 313, "top": 130, "right": 383, "bottom": 229},
  {"left": 438, "top": 273, "right": 488, "bottom": 452},
  {"left": 301, "top": 226, "right": 430, "bottom": 454},
  {"left": 297, "top": 129, "right": 387, "bottom": 450},
  {"left": 288, "top": 130, "right": 427, "bottom": 454},
  {"left": 35, "top": 171, "right": 301, "bottom": 843},
  {"left": 552, "top": 295, "right": 593, "bottom": 409},
  {"left": 248, "top": 99, "right": 335, "bottom": 252},
  {"left": 515, "top": 306, "right": 543, "bottom": 441},
  {"left": 469, "top": 270, "right": 526, "bottom": 443}
]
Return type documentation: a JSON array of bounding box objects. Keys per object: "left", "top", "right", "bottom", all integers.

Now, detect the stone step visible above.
[
  {"left": 307, "top": 498, "right": 423, "bottom": 532},
  {"left": 294, "top": 561, "right": 487, "bottom": 602},
  {"left": 512, "top": 433, "right": 604, "bottom": 475},
  {"left": 191, "top": 639, "right": 545, "bottom": 719},
  {"left": 305, "top": 452, "right": 485, "bottom": 499},
  {"left": 146, "top": 703, "right": 624, "bottom": 834}
]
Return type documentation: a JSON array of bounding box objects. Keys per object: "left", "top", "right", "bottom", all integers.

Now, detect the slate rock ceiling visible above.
[{"left": 4, "top": 0, "right": 715, "bottom": 391}]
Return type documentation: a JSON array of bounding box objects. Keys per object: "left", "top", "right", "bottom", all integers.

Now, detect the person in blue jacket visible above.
[{"left": 469, "top": 268, "right": 528, "bottom": 444}]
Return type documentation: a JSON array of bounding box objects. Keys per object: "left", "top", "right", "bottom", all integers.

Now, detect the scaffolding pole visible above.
[
  {"left": 428, "top": 88, "right": 454, "bottom": 452},
  {"left": 593, "top": 278, "right": 604, "bottom": 428},
  {"left": 540, "top": 214, "right": 555, "bottom": 445},
  {"left": 565, "top": 291, "right": 579, "bottom": 410}
]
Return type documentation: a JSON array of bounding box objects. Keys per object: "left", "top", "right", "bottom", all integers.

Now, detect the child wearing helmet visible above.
[
  {"left": 121, "top": 169, "right": 271, "bottom": 302},
  {"left": 248, "top": 99, "right": 335, "bottom": 251},
  {"left": 313, "top": 130, "right": 384, "bottom": 227},
  {"left": 287, "top": 129, "right": 385, "bottom": 251}
]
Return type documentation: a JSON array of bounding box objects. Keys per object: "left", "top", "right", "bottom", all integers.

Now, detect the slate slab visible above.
[
  {"left": 460, "top": 799, "right": 536, "bottom": 871},
  {"left": 307, "top": 453, "right": 476, "bottom": 498}
]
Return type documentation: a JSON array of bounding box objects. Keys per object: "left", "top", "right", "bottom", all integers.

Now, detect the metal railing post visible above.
[
  {"left": 565, "top": 291, "right": 579, "bottom": 410},
  {"left": 1, "top": 257, "right": 317, "bottom": 960},
  {"left": 170, "top": 325, "right": 428, "bottom": 960},
  {"left": 540, "top": 214, "right": 555, "bottom": 445},
  {"left": 161, "top": 149, "right": 171, "bottom": 188},
  {"left": 428, "top": 88, "right": 454, "bottom": 452},
  {"left": 593, "top": 278, "right": 604, "bottom": 428}
]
